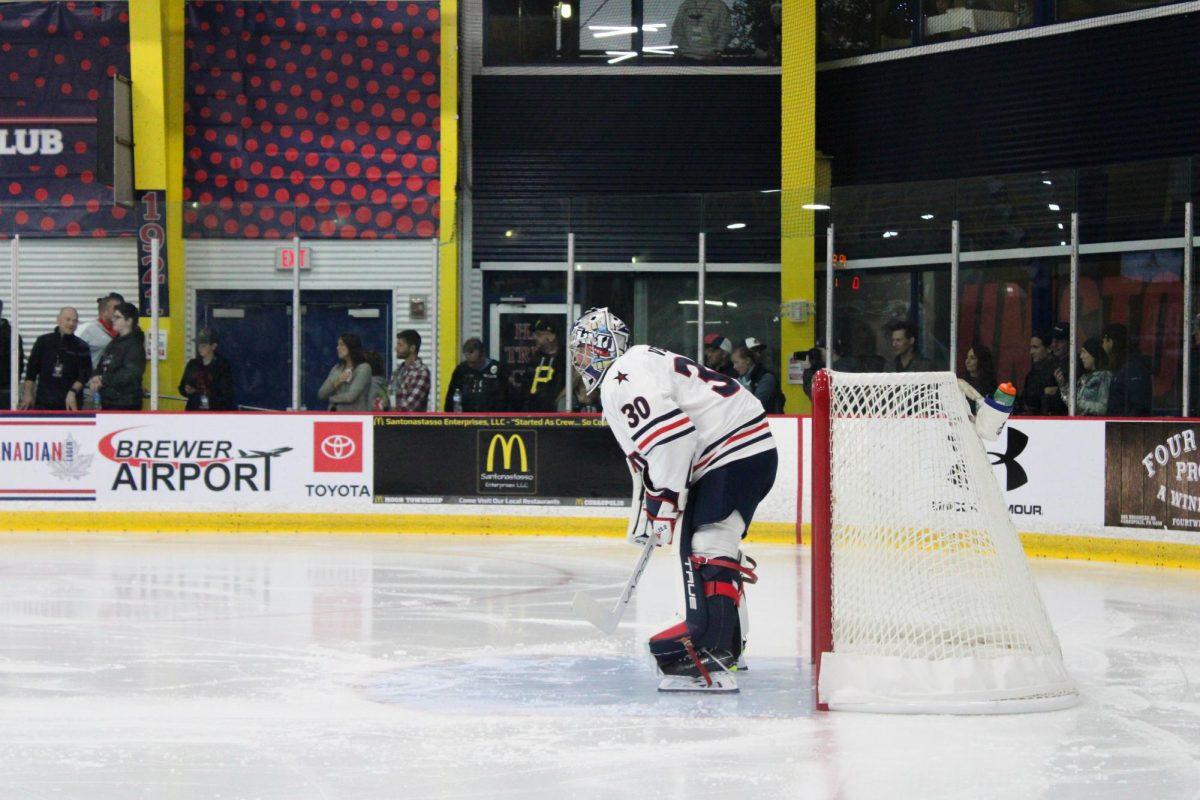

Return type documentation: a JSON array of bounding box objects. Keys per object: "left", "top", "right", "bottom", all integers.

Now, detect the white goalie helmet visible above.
[{"left": 569, "top": 307, "right": 631, "bottom": 394}]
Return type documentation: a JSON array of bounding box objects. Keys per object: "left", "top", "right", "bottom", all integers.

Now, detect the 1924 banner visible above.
[{"left": 373, "top": 415, "right": 631, "bottom": 507}]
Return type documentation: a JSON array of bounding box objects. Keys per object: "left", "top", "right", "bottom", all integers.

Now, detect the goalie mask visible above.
[{"left": 569, "top": 307, "right": 630, "bottom": 394}]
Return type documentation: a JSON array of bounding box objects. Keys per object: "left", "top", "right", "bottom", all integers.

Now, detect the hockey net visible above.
[{"left": 810, "top": 369, "right": 1078, "bottom": 714}]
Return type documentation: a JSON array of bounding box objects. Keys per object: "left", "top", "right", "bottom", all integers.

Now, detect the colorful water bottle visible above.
[{"left": 975, "top": 382, "right": 1016, "bottom": 441}]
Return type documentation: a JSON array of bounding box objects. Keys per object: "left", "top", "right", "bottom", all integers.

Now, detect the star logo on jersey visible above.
[{"left": 615, "top": 372, "right": 629, "bottom": 383}]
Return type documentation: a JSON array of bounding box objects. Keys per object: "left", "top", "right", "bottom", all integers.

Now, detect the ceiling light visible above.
[
  {"left": 631, "top": 256, "right": 638, "bottom": 263},
  {"left": 1042, "top": 180, "right": 1052, "bottom": 185},
  {"left": 920, "top": 213, "right": 934, "bottom": 220},
  {"left": 1058, "top": 223, "right": 1064, "bottom": 230},
  {"left": 558, "top": 3, "right": 573, "bottom": 19},
  {"left": 591, "top": 25, "right": 637, "bottom": 37},
  {"left": 1048, "top": 203, "right": 1061, "bottom": 211},
  {"left": 605, "top": 50, "right": 637, "bottom": 64},
  {"left": 802, "top": 203, "right": 831, "bottom": 211},
  {"left": 642, "top": 45, "right": 677, "bottom": 55},
  {"left": 882, "top": 230, "right": 898, "bottom": 238},
  {"left": 726, "top": 222, "right": 746, "bottom": 230},
  {"left": 504, "top": 230, "right": 515, "bottom": 238},
  {"left": 726, "top": 301, "right": 738, "bottom": 308},
  {"left": 761, "top": 189, "right": 781, "bottom": 194},
  {"left": 1060, "top": 241, "right": 1067, "bottom": 246}
]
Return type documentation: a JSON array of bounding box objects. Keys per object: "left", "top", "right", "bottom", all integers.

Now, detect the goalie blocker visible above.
[{"left": 569, "top": 307, "right": 779, "bottom": 693}]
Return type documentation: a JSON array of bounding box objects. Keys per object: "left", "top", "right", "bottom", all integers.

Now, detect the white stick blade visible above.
[{"left": 572, "top": 591, "right": 619, "bottom": 635}]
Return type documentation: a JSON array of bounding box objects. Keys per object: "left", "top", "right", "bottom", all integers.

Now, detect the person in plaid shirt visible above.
[{"left": 390, "top": 329, "right": 430, "bottom": 411}]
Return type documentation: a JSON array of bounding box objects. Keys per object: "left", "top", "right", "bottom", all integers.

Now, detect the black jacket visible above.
[
  {"left": 96, "top": 332, "right": 146, "bottom": 410},
  {"left": 24, "top": 329, "right": 92, "bottom": 409},
  {"left": 1107, "top": 352, "right": 1152, "bottom": 417},
  {"left": 179, "top": 355, "right": 236, "bottom": 411},
  {"left": 445, "top": 358, "right": 511, "bottom": 412},
  {"left": 523, "top": 349, "right": 565, "bottom": 412},
  {"left": 1017, "top": 358, "right": 1066, "bottom": 416},
  {"left": 742, "top": 364, "right": 784, "bottom": 413},
  {"left": 0, "top": 318, "right": 24, "bottom": 392}
]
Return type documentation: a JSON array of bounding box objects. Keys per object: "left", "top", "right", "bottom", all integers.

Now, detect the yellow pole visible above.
[
  {"left": 438, "top": 0, "right": 460, "bottom": 407},
  {"left": 128, "top": 0, "right": 186, "bottom": 409},
  {"left": 780, "top": 2, "right": 817, "bottom": 413}
]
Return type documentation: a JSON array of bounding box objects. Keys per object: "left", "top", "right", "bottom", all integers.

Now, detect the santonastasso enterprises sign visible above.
[{"left": 372, "top": 415, "right": 629, "bottom": 506}]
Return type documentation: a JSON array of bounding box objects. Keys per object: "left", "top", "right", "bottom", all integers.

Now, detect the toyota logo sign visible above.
[{"left": 320, "top": 434, "right": 357, "bottom": 461}]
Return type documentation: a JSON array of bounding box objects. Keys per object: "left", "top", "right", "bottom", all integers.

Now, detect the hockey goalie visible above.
[{"left": 569, "top": 307, "right": 778, "bottom": 693}]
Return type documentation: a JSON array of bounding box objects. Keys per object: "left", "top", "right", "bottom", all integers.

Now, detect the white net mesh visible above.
[{"left": 818, "top": 370, "right": 1078, "bottom": 713}]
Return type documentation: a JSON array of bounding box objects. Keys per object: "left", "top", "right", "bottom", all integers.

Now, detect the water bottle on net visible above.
[{"left": 975, "top": 381, "right": 1016, "bottom": 442}]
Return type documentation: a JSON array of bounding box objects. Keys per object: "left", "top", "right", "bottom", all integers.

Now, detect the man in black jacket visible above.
[
  {"left": 179, "top": 329, "right": 236, "bottom": 411},
  {"left": 444, "top": 338, "right": 510, "bottom": 412},
  {"left": 523, "top": 319, "right": 565, "bottom": 412},
  {"left": 0, "top": 299, "right": 25, "bottom": 410},
  {"left": 1017, "top": 331, "right": 1066, "bottom": 416},
  {"left": 20, "top": 307, "right": 91, "bottom": 411}
]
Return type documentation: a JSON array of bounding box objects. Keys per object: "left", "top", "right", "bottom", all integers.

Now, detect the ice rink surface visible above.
[{"left": 0, "top": 533, "right": 1197, "bottom": 800}]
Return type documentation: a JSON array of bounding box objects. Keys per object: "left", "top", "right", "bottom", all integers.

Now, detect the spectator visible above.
[
  {"left": 885, "top": 320, "right": 934, "bottom": 372},
  {"left": 77, "top": 292, "right": 124, "bottom": 372},
  {"left": 444, "top": 337, "right": 510, "bottom": 412},
  {"left": 732, "top": 345, "right": 783, "bottom": 413},
  {"left": 957, "top": 343, "right": 998, "bottom": 410},
  {"left": 179, "top": 329, "right": 235, "bottom": 411},
  {"left": 1049, "top": 322, "right": 1071, "bottom": 372},
  {"left": 87, "top": 302, "right": 145, "bottom": 411},
  {"left": 671, "top": 0, "right": 733, "bottom": 61},
  {"left": 523, "top": 319, "right": 565, "bottom": 412},
  {"left": 364, "top": 350, "right": 390, "bottom": 411},
  {"left": 20, "top": 307, "right": 91, "bottom": 411},
  {"left": 800, "top": 342, "right": 826, "bottom": 401},
  {"left": 1103, "top": 323, "right": 1152, "bottom": 417},
  {"left": 1070, "top": 337, "right": 1112, "bottom": 416},
  {"left": 0, "top": 298, "right": 25, "bottom": 410},
  {"left": 703, "top": 333, "right": 738, "bottom": 379},
  {"left": 1190, "top": 314, "right": 1200, "bottom": 413},
  {"left": 1016, "top": 331, "right": 1065, "bottom": 416},
  {"left": 390, "top": 329, "right": 431, "bottom": 411},
  {"left": 572, "top": 373, "right": 602, "bottom": 413},
  {"left": 318, "top": 332, "right": 373, "bottom": 411}
]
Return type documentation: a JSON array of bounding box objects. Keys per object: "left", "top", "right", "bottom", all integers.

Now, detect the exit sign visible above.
[{"left": 276, "top": 247, "right": 312, "bottom": 271}]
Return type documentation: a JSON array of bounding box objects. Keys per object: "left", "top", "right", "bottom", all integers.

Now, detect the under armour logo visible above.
[{"left": 988, "top": 427, "right": 1028, "bottom": 491}]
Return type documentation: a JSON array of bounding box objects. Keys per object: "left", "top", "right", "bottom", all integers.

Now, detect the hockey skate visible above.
[{"left": 657, "top": 646, "right": 739, "bottom": 693}]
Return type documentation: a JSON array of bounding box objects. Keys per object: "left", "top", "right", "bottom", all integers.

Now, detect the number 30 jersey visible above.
[{"left": 599, "top": 345, "right": 776, "bottom": 508}]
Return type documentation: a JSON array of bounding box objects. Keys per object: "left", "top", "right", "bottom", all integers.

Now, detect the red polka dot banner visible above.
[
  {"left": 184, "top": 0, "right": 441, "bottom": 240},
  {"left": 0, "top": 2, "right": 133, "bottom": 238}
]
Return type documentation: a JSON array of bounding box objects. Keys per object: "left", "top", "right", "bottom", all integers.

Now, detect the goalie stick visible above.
[{"left": 572, "top": 474, "right": 656, "bottom": 635}]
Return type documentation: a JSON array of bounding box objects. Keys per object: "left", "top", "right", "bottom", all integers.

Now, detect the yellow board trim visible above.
[
  {"left": 437, "top": 0, "right": 460, "bottom": 404},
  {"left": 3, "top": 514, "right": 1197, "bottom": 569}
]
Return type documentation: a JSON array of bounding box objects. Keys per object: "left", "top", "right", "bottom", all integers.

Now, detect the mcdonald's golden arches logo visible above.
[
  {"left": 486, "top": 433, "right": 529, "bottom": 472},
  {"left": 477, "top": 430, "right": 537, "bottom": 494}
]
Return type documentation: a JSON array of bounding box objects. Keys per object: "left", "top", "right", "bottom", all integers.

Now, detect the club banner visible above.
[
  {"left": 372, "top": 415, "right": 630, "bottom": 507},
  {"left": 1105, "top": 420, "right": 1200, "bottom": 532}
]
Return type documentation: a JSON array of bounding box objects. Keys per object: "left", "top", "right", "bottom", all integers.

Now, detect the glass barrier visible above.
[{"left": 485, "top": 0, "right": 782, "bottom": 66}]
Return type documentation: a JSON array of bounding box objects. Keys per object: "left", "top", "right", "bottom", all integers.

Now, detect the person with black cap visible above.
[
  {"left": 179, "top": 328, "right": 236, "bottom": 411},
  {"left": 520, "top": 319, "right": 566, "bottom": 412},
  {"left": 703, "top": 333, "right": 738, "bottom": 379}
]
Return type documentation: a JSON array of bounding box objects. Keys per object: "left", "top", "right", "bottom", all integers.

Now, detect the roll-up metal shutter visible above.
[
  {"left": 473, "top": 75, "right": 781, "bottom": 265},
  {"left": 817, "top": 12, "right": 1200, "bottom": 185},
  {"left": 0, "top": 238, "right": 139, "bottom": 358}
]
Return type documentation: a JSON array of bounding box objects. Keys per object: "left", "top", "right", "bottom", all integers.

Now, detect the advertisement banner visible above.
[
  {"left": 373, "top": 415, "right": 630, "bottom": 507},
  {"left": 1105, "top": 420, "right": 1200, "bottom": 533},
  {"left": 0, "top": 413, "right": 100, "bottom": 502},
  {"left": 94, "top": 414, "right": 373, "bottom": 509},
  {"left": 988, "top": 419, "right": 1105, "bottom": 529}
]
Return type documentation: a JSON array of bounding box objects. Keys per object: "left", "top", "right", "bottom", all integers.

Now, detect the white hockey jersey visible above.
[{"left": 599, "top": 345, "right": 776, "bottom": 509}]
